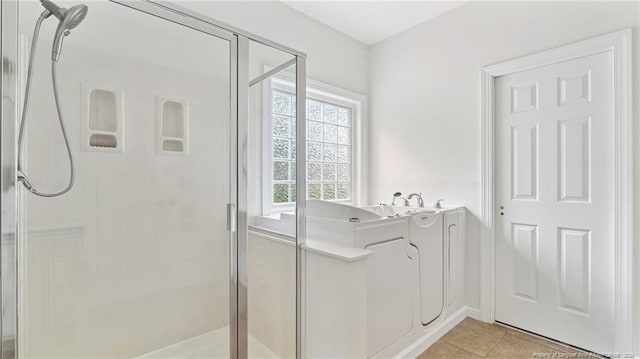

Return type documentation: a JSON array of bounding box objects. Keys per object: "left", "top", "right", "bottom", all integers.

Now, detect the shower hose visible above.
[{"left": 18, "top": 14, "right": 75, "bottom": 197}]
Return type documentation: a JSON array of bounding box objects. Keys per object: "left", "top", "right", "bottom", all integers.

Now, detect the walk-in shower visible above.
[
  {"left": 18, "top": 0, "right": 88, "bottom": 197},
  {"left": 1, "top": 0, "right": 306, "bottom": 358}
]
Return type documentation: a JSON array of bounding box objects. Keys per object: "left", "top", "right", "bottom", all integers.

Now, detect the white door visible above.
[{"left": 495, "top": 51, "right": 614, "bottom": 353}]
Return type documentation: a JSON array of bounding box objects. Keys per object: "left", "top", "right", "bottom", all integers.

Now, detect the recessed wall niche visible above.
[
  {"left": 82, "top": 84, "right": 124, "bottom": 152},
  {"left": 157, "top": 97, "right": 189, "bottom": 155}
]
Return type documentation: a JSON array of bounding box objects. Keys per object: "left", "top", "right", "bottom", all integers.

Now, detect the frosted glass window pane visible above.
[
  {"left": 308, "top": 183, "right": 321, "bottom": 199},
  {"left": 273, "top": 161, "right": 289, "bottom": 180},
  {"left": 308, "top": 142, "right": 322, "bottom": 161},
  {"left": 337, "top": 164, "right": 350, "bottom": 181},
  {"left": 308, "top": 163, "right": 321, "bottom": 181},
  {"left": 308, "top": 100, "right": 322, "bottom": 121},
  {"left": 273, "top": 91, "right": 291, "bottom": 115},
  {"left": 337, "top": 146, "right": 350, "bottom": 163},
  {"left": 270, "top": 86, "right": 354, "bottom": 206},
  {"left": 338, "top": 107, "right": 351, "bottom": 127},
  {"left": 323, "top": 124, "right": 337, "bottom": 143},
  {"left": 337, "top": 126, "right": 350, "bottom": 145},
  {"left": 337, "top": 183, "right": 350, "bottom": 200},
  {"left": 308, "top": 121, "right": 322, "bottom": 141},
  {"left": 273, "top": 184, "right": 289, "bottom": 203},
  {"left": 323, "top": 184, "right": 336, "bottom": 200},
  {"left": 273, "top": 115, "right": 289, "bottom": 137},
  {"left": 323, "top": 144, "right": 337, "bottom": 162},
  {"left": 323, "top": 164, "right": 336, "bottom": 181},
  {"left": 323, "top": 104, "right": 337, "bottom": 124},
  {"left": 273, "top": 139, "right": 289, "bottom": 159}
]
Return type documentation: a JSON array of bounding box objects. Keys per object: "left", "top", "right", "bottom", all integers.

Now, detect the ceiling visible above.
[{"left": 280, "top": 1, "right": 466, "bottom": 45}]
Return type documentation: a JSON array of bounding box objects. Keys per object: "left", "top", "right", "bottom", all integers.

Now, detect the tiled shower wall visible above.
[{"left": 20, "top": 36, "right": 231, "bottom": 357}]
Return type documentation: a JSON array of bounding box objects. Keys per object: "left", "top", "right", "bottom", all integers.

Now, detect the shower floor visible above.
[{"left": 135, "top": 326, "right": 279, "bottom": 358}]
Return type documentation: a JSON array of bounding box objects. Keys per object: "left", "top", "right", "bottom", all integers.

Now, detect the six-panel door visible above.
[{"left": 495, "top": 51, "right": 614, "bottom": 354}]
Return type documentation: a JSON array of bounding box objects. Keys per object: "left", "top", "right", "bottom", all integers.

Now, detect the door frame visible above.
[{"left": 479, "top": 29, "right": 633, "bottom": 352}]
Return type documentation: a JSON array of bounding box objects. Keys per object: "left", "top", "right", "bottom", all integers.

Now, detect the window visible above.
[
  {"left": 265, "top": 77, "right": 360, "bottom": 213},
  {"left": 271, "top": 90, "right": 298, "bottom": 204},
  {"left": 305, "top": 98, "right": 352, "bottom": 202}
]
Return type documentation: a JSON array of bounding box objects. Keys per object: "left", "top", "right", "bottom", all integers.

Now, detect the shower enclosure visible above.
[{"left": 0, "top": 0, "right": 306, "bottom": 357}]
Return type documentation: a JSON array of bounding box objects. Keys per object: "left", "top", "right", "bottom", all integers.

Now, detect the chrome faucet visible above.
[
  {"left": 407, "top": 193, "right": 424, "bottom": 208},
  {"left": 392, "top": 192, "right": 410, "bottom": 207}
]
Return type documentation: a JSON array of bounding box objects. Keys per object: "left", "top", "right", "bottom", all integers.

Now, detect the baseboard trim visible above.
[
  {"left": 395, "top": 306, "right": 480, "bottom": 358},
  {"left": 466, "top": 307, "right": 481, "bottom": 321}
]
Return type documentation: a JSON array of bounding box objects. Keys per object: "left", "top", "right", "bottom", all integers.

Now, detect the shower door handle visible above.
[{"left": 227, "top": 203, "right": 236, "bottom": 232}]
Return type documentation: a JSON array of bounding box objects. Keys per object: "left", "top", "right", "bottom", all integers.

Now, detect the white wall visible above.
[
  {"left": 368, "top": 2, "right": 640, "bottom": 343},
  {"left": 180, "top": 1, "right": 369, "bottom": 96}
]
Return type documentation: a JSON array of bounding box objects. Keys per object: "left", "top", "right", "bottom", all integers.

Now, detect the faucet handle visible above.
[
  {"left": 434, "top": 199, "right": 444, "bottom": 209},
  {"left": 392, "top": 192, "right": 402, "bottom": 206}
]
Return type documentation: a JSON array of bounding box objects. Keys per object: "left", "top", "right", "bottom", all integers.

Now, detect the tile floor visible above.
[{"left": 418, "top": 318, "right": 600, "bottom": 359}]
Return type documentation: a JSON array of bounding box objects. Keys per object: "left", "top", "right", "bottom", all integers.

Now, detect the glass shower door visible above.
[
  {"left": 244, "top": 40, "right": 300, "bottom": 359},
  {"left": 17, "top": 1, "right": 236, "bottom": 357}
]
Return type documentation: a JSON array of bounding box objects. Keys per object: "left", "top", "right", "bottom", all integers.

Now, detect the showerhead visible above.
[
  {"left": 40, "top": 0, "right": 88, "bottom": 61},
  {"left": 62, "top": 4, "right": 88, "bottom": 30}
]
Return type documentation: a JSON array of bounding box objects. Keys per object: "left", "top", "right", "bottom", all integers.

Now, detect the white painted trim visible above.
[
  {"left": 479, "top": 68, "right": 495, "bottom": 324},
  {"left": 394, "top": 306, "right": 479, "bottom": 359},
  {"left": 262, "top": 77, "right": 274, "bottom": 215},
  {"left": 480, "top": 28, "right": 633, "bottom": 353},
  {"left": 268, "top": 67, "right": 367, "bottom": 106}
]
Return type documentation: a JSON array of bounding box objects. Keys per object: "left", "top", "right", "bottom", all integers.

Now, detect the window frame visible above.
[{"left": 263, "top": 72, "right": 364, "bottom": 215}]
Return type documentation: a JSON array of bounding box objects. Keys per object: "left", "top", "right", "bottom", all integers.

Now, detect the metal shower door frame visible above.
[
  {"left": 1, "top": 0, "right": 19, "bottom": 358},
  {"left": 0, "top": 1, "right": 307, "bottom": 358}
]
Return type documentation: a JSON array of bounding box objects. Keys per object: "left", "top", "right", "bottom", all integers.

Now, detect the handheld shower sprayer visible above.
[
  {"left": 391, "top": 192, "right": 410, "bottom": 207},
  {"left": 17, "top": 0, "right": 88, "bottom": 197},
  {"left": 41, "top": 0, "right": 88, "bottom": 61}
]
